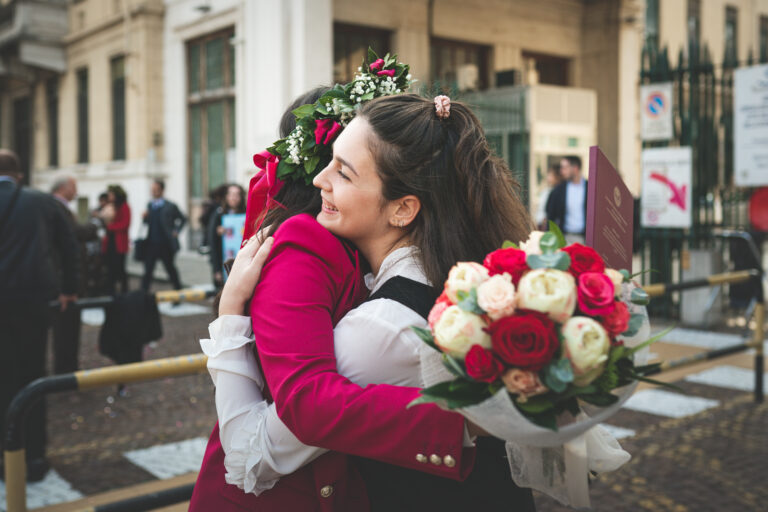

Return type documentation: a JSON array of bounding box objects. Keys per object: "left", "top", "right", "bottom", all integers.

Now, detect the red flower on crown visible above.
[{"left": 315, "top": 119, "right": 342, "bottom": 146}]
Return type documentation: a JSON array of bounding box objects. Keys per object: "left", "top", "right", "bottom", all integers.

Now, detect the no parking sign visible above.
[{"left": 641, "top": 82, "right": 674, "bottom": 141}]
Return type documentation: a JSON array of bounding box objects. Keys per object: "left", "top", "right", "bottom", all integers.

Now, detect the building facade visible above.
[{"left": 3, "top": 0, "right": 767, "bottom": 249}]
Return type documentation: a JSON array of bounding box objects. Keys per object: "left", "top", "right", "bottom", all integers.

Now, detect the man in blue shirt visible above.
[
  {"left": 545, "top": 155, "right": 588, "bottom": 244},
  {"left": 140, "top": 179, "right": 186, "bottom": 291}
]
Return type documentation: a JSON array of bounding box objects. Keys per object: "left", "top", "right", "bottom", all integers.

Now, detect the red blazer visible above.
[
  {"left": 102, "top": 202, "right": 131, "bottom": 254},
  {"left": 190, "top": 215, "right": 474, "bottom": 511}
]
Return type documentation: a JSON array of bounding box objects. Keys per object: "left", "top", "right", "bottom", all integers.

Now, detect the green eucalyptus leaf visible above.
[
  {"left": 578, "top": 393, "right": 619, "bottom": 407},
  {"left": 292, "top": 103, "right": 315, "bottom": 119},
  {"left": 539, "top": 233, "right": 559, "bottom": 255},
  {"left": 411, "top": 326, "right": 438, "bottom": 350},
  {"left": 622, "top": 313, "right": 645, "bottom": 337},
  {"left": 361, "top": 91, "right": 374, "bottom": 101},
  {"left": 548, "top": 221, "right": 567, "bottom": 248},
  {"left": 442, "top": 353, "right": 469, "bottom": 379},
  {"left": 630, "top": 287, "right": 650, "bottom": 306},
  {"left": 455, "top": 290, "right": 469, "bottom": 302},
  {"left": 457, "top": 288, "right": 485, "bottom": 315},
  {"left": 619, "top": 269, "right": 631, "bottom": 282},
  {"left": 526, "top": 252, "right": 571, "bottom": 271},
  {"left": 502, "top": 240, "right": 519, "bottom": 249},
  {"left": 514, "top": 394, "right": 556, "bottom": 413}
]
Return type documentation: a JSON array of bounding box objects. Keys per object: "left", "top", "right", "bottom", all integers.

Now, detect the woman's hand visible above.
[{"left": 218, "top": 236, "right": 274, "bottom": 316}]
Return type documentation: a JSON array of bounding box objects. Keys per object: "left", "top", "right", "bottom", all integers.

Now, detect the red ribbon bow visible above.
[{"left": 242, "top": 151, "right": 285, "bottom": 246}]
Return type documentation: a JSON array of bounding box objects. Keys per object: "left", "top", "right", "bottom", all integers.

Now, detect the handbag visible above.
[{"left": 133, "top": 224, "right": 148, "bottom": 262}]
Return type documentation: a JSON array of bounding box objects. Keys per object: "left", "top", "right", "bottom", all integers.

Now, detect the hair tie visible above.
[{"left": 434, "top": 95, "right": 451, "bottom": 119}]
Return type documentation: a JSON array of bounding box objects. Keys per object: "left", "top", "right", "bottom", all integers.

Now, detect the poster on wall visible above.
[
  {"left": 734, "top": 63, "right": 768, "bottom": 187},
  {"left": 640, "top": 82, "right": 674, "bottom": 141},
  {"left": 221, "top": 213, "right": 246, "bottom": 262},
  {"left": 641, "top": 147, "right": 692, "bottom": 229}
]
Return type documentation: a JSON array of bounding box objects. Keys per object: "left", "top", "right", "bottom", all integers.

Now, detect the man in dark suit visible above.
[
  {"left": 545, "top": 155, "right": 588, "bottom": 244},
  {"left": 141, "top": 179, "right": 186, "bottom": 291},
  {"left": 0, "top": 150, "right": 79, "bottom": 481},
  {"left": 50, "top": 177, "right": 97, "bottom": 374}
]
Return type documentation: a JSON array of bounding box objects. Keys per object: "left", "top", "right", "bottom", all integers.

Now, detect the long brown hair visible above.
[{"left": 358, "top": 94, "right": 533, "bottom": 287}]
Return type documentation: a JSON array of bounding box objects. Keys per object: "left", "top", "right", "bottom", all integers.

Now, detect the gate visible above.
[{"left": 638, "top": 39, "right": 766, "bottom": 318}]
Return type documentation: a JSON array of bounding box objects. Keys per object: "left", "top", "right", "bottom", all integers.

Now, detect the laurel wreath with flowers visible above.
[{"left": 267, "top": 49, "right": 413, "bottom": 185}]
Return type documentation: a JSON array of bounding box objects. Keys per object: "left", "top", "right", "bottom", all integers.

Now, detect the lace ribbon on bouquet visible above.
[{"left": 418, "top": 283, "right": 651, "bottom": 509}]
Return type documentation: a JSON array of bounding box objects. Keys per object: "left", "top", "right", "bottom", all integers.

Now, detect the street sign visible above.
[
  {"left": 734, "top": 63, "right": 768, "bottom": 186},
  {"left": 640, "top": 82, "right": 674, "bottom": 141},
  {"left": 641, "top": 147, "right": 692, "bottom": 229}
]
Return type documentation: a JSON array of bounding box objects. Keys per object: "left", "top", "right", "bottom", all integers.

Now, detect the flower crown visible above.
[{"left": 266, "top": 49, "right": 413, "bottom": 185}]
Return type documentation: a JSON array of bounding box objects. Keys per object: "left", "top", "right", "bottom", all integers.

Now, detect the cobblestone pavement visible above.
[{"left": 5, "top": 287, "right": 766, "bottom": 511}]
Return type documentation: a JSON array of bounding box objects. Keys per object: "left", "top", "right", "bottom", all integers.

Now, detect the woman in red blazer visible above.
[
  {"left": 100, "top": 185, "right": 131, "bottom": 294},
  {"left": 192, "top": 94, "right": 535, "bottom": 510}
]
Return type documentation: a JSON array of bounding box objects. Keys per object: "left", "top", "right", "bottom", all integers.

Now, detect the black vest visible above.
[{"left": 355, "top": 276, "right": 536, "bottom": 512}]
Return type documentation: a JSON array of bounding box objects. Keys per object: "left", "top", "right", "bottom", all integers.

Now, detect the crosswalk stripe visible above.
[
  {"left": 622, "top": 388, "right": 720, "bottom": 418},
  {"left": 598, "top": 424, "right": 636, "bottom": 439},
  {"left": 123, "top": 437, "right": 208, "bottom": 479},
  {"left": 684, "top": 364, "right": 768, "bottom": 393},
  {"left": 0, "top": 469, "right": 83, "bottom": 511}
]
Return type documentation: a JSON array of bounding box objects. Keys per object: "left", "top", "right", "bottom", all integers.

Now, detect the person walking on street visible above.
[
  {"left": 98, "top": 185, "right": 131, "bottom": 295},
  {"left": 545, "top": 155, "right": 587, "bottom": 244},
  {"left": 50, "top": 177, "right": 97, "bottom": 374},
  {"left": 207, "top": 183, "right": 246, "bottom": 288},
  {"left": 141, "top": 179, "right": 186, "bottom": 291},
  {"left": 0, "top": 150, "right": 79, "bottom": 482},
  {"left": 534, "top": 164, "right": 563, "bottom": 230}
]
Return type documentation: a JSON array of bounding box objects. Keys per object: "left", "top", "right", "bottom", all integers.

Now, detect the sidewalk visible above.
[{"left": 126, "top": 250, "right": 212, "bottom": 288}]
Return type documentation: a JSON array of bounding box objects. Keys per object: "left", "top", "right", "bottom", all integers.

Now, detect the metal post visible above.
[
  {"left": 754, "top": 302, "right": 765, "bottom": 403},
  {"left": 4, "top": 450, "right": 27, "bottom": 512}
]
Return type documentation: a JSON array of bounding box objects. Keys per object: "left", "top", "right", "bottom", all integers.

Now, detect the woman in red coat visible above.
[
  {"left": 100, "top": 185, "right": 131, "bottom": 294},
  {"left": 191, "top": 94, "right": 536, "bottom": 510}
]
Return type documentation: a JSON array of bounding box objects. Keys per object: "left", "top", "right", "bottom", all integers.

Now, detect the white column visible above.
[{"left": 241, "top": 0, "right": 332, "bottom": 178}]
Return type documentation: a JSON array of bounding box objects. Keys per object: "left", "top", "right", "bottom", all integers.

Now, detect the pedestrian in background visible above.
[
  {"left": 534, "top": 163, "right": 563, "bottom": 230},
  {"left": 545, "top": 155, "right": 587, "bottom": 244},
  {"left": 141, "top": 179, "right": 186, "bottom": 291},
  {"left": 98, "top": 185, "right": 131, "bottom": 295},
  {"left": 198, "top": 184, "right": 228, "bottom": 255},
  {"left": 50, "top": 176, "right": 98, "bottom": 374},
  {"left": 207, "top": 183, "right": 246, "bottom": 288},
  {"left": 0, "top": 149, "right": 79, "bottom": 482}
]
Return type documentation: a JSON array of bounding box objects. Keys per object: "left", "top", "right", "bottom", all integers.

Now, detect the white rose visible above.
[
  {"left": 516, "top": 268, "right": 577, "bottom": 323},
  {"left": 519, "top": 231, "right": 545, "bottom": 256},
  {"left": 561, "top": 316, "right": 611, "bottom": 386},
  {"left": 477, "top": 273, "right": 517, "bottom": 321},
  {"left": 444, "top": 262, "right": 489, "bottom": 303},
  {"left": 433, "top": 305, "right": 491, "bottom": 359},
  {"left": 604, "top": 268, "right": 624, "bottom": 297}
]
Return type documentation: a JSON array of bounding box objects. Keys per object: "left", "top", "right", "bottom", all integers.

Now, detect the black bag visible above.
[{"left": 133, "top": 224, "right": 148, "bottom": 262}]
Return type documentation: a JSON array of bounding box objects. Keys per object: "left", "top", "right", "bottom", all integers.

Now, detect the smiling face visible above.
[
  {"left": 225, "top": 185, "right": 242, "bottom": 210},
  {"left": 312, "top": 117, "right": 403, "bottom": 258}
]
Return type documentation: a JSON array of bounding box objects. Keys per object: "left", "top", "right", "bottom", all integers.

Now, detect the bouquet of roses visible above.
[
  {"left": 412, "top": 223, "right": 666, "bottom": 429},
  {"left": 410, "top": 224, "right": 668, "bottom": 506}
]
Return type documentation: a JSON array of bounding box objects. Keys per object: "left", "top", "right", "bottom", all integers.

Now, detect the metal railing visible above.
[
  {"left": 644, "top": 269, "right": 765, "bottom": 404},
  {"left": 3, "top": 355, "right": 209, "bottom": 512}
]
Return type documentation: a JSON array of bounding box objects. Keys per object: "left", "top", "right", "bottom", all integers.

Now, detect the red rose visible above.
[
  {"left": 577, "top": 272, "right": 616, "bottom": 316},
  {"left": 483, "top": 247, "right": 528, "bottom": 284},
  {"left": 562, "top": 243, "right": 605, "bottom": 277},
  {"left": 601, "top": 301, "right": 629, "bottom": 337},
  {"left": 465, "top": 345, "right": 504, "bottom": 383},
  {"left": 486, "top": 311, "right": 559, "bottom": 372}
]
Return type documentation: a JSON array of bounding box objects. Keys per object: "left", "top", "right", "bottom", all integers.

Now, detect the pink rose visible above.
[
  {"left": 369, "top": 58, "right": 384, "bottom": 71},
  {"left": 501, "top": 368, "right": 548, "bottom": 403},
  {"left": 376, "top": 69, "right": 395, "bottom": 77},
  {"left": 576, "top": 272, "right": 616, "bottom": 316},
  {"left": 428, "top": 300, "right": 451, "bottom": 329},
  {"left": 476, "top": 274, "right": 517, "bottom": 321},
  {"left": 314, "top": 119, "right": 342, "bottom": 145}
]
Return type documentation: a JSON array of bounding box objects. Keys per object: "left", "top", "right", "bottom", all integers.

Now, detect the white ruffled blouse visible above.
[{"left": 200, "top": 246, "right": 463, "bottom": 495}]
